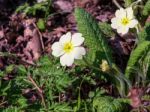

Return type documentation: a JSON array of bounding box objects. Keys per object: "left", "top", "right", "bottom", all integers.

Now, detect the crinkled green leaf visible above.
[
  {"left": 93, "top": 96, "right": 129, "bottom": 112},
  {"left": 143, "top": 0, "right": 150, "bottom": 16},
  {"left": 125, "top": 41, "right": 150, "bottom": 80},
  {"left": 75, "top": 8, "right": 113, "bottom": 66},
  {"left": 138, "top": 22, "right": 150, "bottom": 42},
  {"left": 99, "top": 22, "right": 115, "bottom": 38}
]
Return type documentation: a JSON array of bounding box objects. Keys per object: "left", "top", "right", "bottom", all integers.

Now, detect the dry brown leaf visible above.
[
  {"left": 0, "top": 30, "right": 4, "bottom": 39},
  {"left": 25, "top": 29, "right": 43, "bottom": 61},
  {"left": 53, "top": 0, "right": 73, "bottom": 12},
  {"left": 128, "top": 88, "right": 143, "bottom": 108}
]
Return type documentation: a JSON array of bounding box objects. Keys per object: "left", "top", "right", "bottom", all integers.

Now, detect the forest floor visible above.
[{"left": 0, "top": 0, "right": 148, "bottom": 112}]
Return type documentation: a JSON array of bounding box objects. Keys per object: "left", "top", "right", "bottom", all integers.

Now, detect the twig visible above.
[
  {"left": 0, "top": 101, "right": 7, "bottom": 107},
  {"left": 28, "top": 75, "right": 42, "bottom": 93},
  {"left": 59, "top": 93, "right": 61, "bottom": 103},
  {"left": 28, "top": 75, "right": 47, "bottom": 109},
  {"left": 21, "top": 59, "right": 37, "bottom": 67},
  {"left": 112, "top": 0, "right": 122, "bottom": 8},
  {"left": 0, "top": 52, "right": 16, "bottom": 57}
]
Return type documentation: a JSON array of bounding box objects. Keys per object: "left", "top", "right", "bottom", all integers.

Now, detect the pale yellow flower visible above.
[
  {"left": 51, "top": 32, "right": 86, "bottom": 66},
  {"left": 111, "top": 7, "right": 138, "bottom": 35}
]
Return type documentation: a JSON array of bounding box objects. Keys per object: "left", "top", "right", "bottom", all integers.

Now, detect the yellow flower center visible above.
[
  {"left": 63, "top": 42, "right": 74, "bottom": 53},
  {"left": 121, "top": 18, "right": 130, "bottom": 26}
]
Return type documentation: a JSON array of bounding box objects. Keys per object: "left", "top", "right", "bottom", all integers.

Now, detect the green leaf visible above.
[
  {"left": 31, "top": 56, "right": 73, "bottom": 95},
  {"left": 16, "top": 2, "right": 48, "bottom": 16},
  {"left": 48, "top": 103, "right": 72, "bottom": 112},
  {"left": 125, "top": 41, "right": 150, "bottom": 81},
  {"left": 6, "top": 65, "right": 14, "bottom": 74},
  {"left": 124, "top": 0, "right": 133, "bottom": 7},
  {"left": 143, "top": 0, "right": 150, "bottom": 16},
  {"left": 93, "top": 96, "right": 129, "bottom": 112},
  {"left": 2, "top": 106, "right": 20, "bottom": 112},
  {"left": 17, "top": 65, "right": 27, "bottom": 76},
  {"left": 17, "top": 97, "right": 28, "bottom": 108},
  {"left": 74, "top": 8, "right": 113, "bottom": 66},
  {"left": 138, "top": 22, "right": 150, "bottom": 42},
  {"left": 143, "top": 51, "right": 150, "bottom": 79},
  {"left": 15, "top": 3, "right": 29, "bottom": 13},
  {"left": 37, "top": 19, "right": 46, "bottom": 31},
  {"left": 99, "top": 22, "right": 115, "bottom": 37},
  {"left": 0, "top": 71, "right": 4, "bottom": 77}
]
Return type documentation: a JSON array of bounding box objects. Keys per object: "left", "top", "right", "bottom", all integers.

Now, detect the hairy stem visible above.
[{"left": 83, "top": 57, "right": 101, "bottom": 71}]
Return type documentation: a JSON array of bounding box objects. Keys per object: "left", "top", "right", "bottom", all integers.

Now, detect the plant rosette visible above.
[
  {"left": 111, "top": 7, "right": 138, "bottom": 35},
  {"left": 51, "top": 32, "right": 86, "bottom": 66}
]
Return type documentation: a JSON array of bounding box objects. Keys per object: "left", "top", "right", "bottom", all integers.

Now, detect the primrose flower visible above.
[
  {"left": 111, "top": 7, "right": 138, "bottom": 35},
  {"left": 51, "top": 32, "right": 86, "bottom": 66},
  {"left": 100, "top": 60, "right": 110, "bottom": 73}
]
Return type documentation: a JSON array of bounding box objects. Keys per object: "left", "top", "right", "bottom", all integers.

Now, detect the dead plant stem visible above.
[{"left": 28, "top": 75, "right": 47, "bottom": 109}]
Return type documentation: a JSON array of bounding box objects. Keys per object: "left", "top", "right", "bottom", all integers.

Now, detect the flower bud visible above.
[{"left": 100, "top": 60, "right": 110, "bottom": 73}]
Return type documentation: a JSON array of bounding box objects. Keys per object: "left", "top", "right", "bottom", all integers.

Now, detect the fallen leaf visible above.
[
  {"left": 53, "top": 0, "right": 73, "bottom": 12},
  {"left": 25, "top": 29, "right": 43, "bottom": 61},
  {"left": 128, "top": 88, "right": 143, "bottom": 108}
]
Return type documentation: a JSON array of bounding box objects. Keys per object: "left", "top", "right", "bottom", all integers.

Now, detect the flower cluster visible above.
[
  {"left": 52, "top": 7, "right": 139, "bottom": 68},
  {"left": 51, "top": 32, "right": 86, "bottom": 66},
  {"left": 111, "top": 7, "right": 138, "bottom": 35}
]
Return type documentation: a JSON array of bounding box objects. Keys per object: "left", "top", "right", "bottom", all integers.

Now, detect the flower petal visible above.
[
  {"left": 128, "top": 19, "right": 138, "bottom": 28},
  {"left": 117, "top": 26, "right": 129, "bottom": 35},
  {"left": 115, "top": 8, "right": 126, "bottom": 19},
  {"left": 71, "top": 33, "right": 85, "bottom": 46},
  {"left": 59, "top": 32, "right": 72, "bottom": 44},
  {"left": 73, "top": 47, "right": 86, "bottom": 59},
  {"left": 60, "top": 53, "right": 74, "bottom": 66},
  {"left": 126, "top": 7, "right": 134, "bottom": 20},
  {"left": 111, "top": 18, "right": 120, "bottom": 29},
  {"left": 51, "top": 42, "right": 64, "bottom": 57}
]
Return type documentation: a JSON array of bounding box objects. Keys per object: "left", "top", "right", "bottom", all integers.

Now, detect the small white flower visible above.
[
  {"left": 111, "top": 7, "right": 138, "bottom": 35},
  {"left": 51, "top": 32, "right": 86, "bottom": 66}
]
